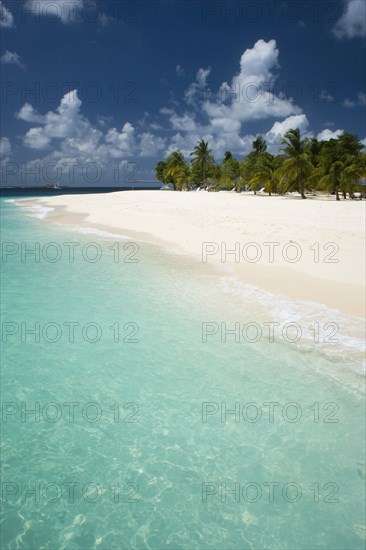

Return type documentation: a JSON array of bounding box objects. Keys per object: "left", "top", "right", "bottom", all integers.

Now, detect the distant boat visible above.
[
  {"left": 160, "top": 183, "right": 174, "bottom": 190},
  {"left": 44, "top": 184, "right": 64, "bottom": 190}
]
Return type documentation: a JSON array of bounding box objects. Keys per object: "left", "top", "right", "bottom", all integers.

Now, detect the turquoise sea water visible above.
[{"left": 1, "top": 196, "right": 365, "bottom": 549}]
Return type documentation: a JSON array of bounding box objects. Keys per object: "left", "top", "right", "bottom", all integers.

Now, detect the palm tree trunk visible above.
[
  {"left": 336, "top": 188, "right": 340, "bottom": 201},
  {"left": 300, "top": 180, "right": 306, "bottom": 199}
]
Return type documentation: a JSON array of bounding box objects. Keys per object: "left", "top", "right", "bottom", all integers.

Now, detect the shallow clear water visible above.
[{"left": 1, "top": 197, "right": 365, "bottom": 549}]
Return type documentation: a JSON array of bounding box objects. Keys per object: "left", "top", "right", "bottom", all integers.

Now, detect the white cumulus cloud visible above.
[
  {"left": 317, "top": 129, "right": 344, "bottom": 141},
  {"left": 266, "top": 115, "right": 309, "bottom": 139},
  {"left": 333, "top": 0, "right": 366, "bottom": 39},
  {"left": 343, "top": 92, "right": 366, "bottom": 108},
  {"left": 0, "top": 1, "right": 14, "bottom": 27},
  {"left": 0, "top": 137, "right": 12, "bottom": 157},
  {"left": 202, "top": 39, "right": 302, "bottom": 125},
  {"left": 184, "top": 67, "right": 211, "bottom": 106},
  {"left": 17, "top": 90, "right": 167, "bottom": 176},
  {"left": 1, "top": 51, "right": 25, "bottom": 69},
  {"left": 16, "top": 103, "right": 45, "bottom": 123},
  {"left": 24, "top": 128, "right": 52, "bottom": 150},
  {"left": 170, "top": 112, "right": 200, "bottom": 132},
  {"left": 105, "top": 123, "right": 136, "bottom": 158},
  {"left": 18, "top": 90, "right": 98, "bottom": 149},
  {"left": 139, "top": 133, "right": 167, "bottom": 157}
]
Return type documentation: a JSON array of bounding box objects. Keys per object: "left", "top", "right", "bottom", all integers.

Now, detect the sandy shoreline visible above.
[{"left": 23, "top": 191, "right": 365, "bottom": 318}]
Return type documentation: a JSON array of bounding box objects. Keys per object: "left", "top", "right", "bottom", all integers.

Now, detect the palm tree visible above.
[
  {"left": 278, "top": 128, "right": 313, "bottom": 199},
  {"left": 222, "top": 152, "right": 240, "bottom": 184},
  {"left": 155, "top": 161, "right": 168, "bottom": 184},
  {"left": 165, "top": 151, "right": 190, "bottom": 190},
  {"left": 175, "top": 164, "right": 191, "bottom": 190},
  {"left": 241, "top": 137, "right": 268, "bottom": 194},
  {"left": 338, "top": 134, "right": 365, "bottom": 198},
  {"left": 249, "top": 153, "right": 281, "bottom": 196},
  {"left": 339, "top": 133, "right": 364, "bottom": 155},
  {"left": 190, "top": 140, "right": 215, "bottom": 182},
  {"left": 317, "top": 149, "right": 343, "bottom": 200},
  {"left": 306, "top": 137, "right": 323, "bottom": 169},
  {"left": 317, "top": 135, "right": 364, "bottom": 200},
  {"left": 359, "top": 152, "right": 366, "bottom": 181},
  {"left": 341, "top": 161, "right": 364, "bottom": 198},
  {"left": 252, "top": 136, "right": 267, "bottom": 155}
]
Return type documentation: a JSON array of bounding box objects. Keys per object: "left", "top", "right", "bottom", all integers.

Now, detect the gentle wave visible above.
[
  {"left": 14, "top": 200, "right": 55, "bottom": 219},
  {"left": 218, "top": 276, "right": 365, "bottom": 375},
  {"left": 66, "top": 225, "right": 132, "bottom": 241}
]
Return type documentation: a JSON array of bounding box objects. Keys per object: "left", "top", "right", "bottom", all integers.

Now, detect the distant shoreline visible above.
[
  {"left": 0, "top": 185, "right": 160, "bottom": 190},
  {"left": 2, "top": 185, "right": 364, "bottom": 200}
]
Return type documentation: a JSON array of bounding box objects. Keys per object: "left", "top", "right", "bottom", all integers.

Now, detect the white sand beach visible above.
[{"left": 33, "top": 191, "right": 365, "bottom": 318}]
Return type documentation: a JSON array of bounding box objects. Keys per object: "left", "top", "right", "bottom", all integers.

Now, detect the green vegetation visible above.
[{"left": 155, "top": 129, "right": 366, "bottom": 199}]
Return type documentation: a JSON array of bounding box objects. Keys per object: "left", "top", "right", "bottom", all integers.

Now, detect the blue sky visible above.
[{"left": 0, "top": 0, "right": 365, "bottom": 186}]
